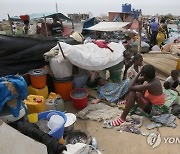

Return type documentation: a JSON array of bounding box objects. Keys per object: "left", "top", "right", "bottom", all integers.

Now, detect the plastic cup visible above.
[{"left": 48, "top": 115, "right": 65, "bottom": 130}]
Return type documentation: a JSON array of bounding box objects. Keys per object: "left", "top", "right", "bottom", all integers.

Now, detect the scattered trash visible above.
[
  {"left": 91, "top": 137, "right": 98, "bottom": 149},
  {"left": 146, "top": 122, "right": 162, "bottom": 130}
]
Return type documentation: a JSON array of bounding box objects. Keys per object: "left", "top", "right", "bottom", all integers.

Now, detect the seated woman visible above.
[{"left": 105, "top": 64, "right": 165, "bottom": 127}]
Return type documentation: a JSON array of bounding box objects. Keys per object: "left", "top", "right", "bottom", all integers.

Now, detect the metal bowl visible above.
[
  {"left": 64, "top": 113, "right": 76, "bottom": 133},
  {"left": 64, "top": 130, "right": 92, "bottom": 145}
]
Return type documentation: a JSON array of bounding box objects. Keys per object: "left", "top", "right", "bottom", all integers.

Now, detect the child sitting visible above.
[{"left": 164, "top": 70, "right": 180, "bottom": 94}]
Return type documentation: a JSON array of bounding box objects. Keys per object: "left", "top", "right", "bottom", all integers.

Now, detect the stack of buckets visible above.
[
  {"left": 53, "top": 76, "right": 73, "bottom": 101},
  {"left": 26, "top": 69, "right": 48, "bottom": 113},
  {"left": 28, "top": 69, "right": 48, "bottom": 99},
  {"left": 53, "top": 75, "right": 88, "bottom": 110}
]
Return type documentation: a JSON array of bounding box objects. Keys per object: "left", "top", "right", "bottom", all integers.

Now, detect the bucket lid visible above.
[
  {"left": 28, "top": 69, "right": 47, "bottom": 76},
  {"left": 47, "top": 115, "right": 64, "bottom": 130},
  {"left": 54, "top": 75, "right": 73, "bottom": 82},
  {"left": 64, "top": 113, "right": 76, "bottom": 127}
]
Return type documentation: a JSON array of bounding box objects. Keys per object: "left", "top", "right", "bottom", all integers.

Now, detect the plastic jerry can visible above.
[
  {"left": 54, "top": 96, "right": 65, "bottom": 112},
  {"left": 24, "top": 95, "right": 46, "bottom": 113},
  {"left": 28, "top": 85, "right": 48, "bottom": 98}
]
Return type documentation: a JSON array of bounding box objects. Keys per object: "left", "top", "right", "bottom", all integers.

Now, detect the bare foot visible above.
[{"left": 91, "top": 98, "right": 101, "bottom": 104}]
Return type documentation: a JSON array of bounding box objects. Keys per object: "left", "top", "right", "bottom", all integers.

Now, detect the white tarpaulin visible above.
[
  {"left": 44, "top": 42, "right": 125, "bottom": 73},
  {"left": 86, "top": 22, "right": 130, "bottom": 31}
]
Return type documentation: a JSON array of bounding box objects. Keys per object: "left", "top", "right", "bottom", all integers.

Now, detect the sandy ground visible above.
[{"left": 65, "top": 98, "right": 180, "bottom": 154}]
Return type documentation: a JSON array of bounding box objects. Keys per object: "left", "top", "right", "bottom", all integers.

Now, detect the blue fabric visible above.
[
  {"left": 98, "top": 79, "right": 130, "bottom": 103},
  {"left": 0, "top": 75, "right": 27, "bottom": 117},
  {"left": 150, "top": 21, "right": 158, "bottom": 31}
]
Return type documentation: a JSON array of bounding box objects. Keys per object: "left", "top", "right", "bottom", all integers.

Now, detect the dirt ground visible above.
[{"left": 65, "top": 98, "right": 180, "bottom": 154}]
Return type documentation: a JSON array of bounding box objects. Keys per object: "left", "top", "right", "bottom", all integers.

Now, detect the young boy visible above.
[
  {"left": 122, "top": 50, "right": 133, "bottom": 80},
  {"left": 164, "top": 70, "right": 180, "bottom": 94},
  {"left": 106, "top": 64, "right": 165, "bottom": 127}
]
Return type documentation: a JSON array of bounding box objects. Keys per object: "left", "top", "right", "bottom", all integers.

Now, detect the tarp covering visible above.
[
  {"left": 0, "top": 35, "right": 57, "bottom": 76},
  {"left": 85, "top": 22, "right": 130, "bottom": 31},
  {"left": 11, "top": 13, "right": 72, "bottom": 21},
  {"left": 143, "top": 53, "right": 178, "bottom": 79},
  {"left": 44, "top": 41, "right": 125, "bottom": 71},
  {"left": 83, "top": 17, "right": 96, "bottom": 29}
]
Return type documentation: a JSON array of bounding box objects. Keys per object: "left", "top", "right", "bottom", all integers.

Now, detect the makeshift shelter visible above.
[
  {"left": 10, "top": 13, "right": 72, "bottom": 22},
  {"left": 112, "top": 15, "right": 123, "bottom": 22},
  {"left": 9, "top": 13, "right": 73, "bottom": 37},
  {"left": 44, "top": 41, "right": 126, "bottom": 71},
  {"left": 82, "top": 17, "right": 99, "bottom": 35},
  {"left": 85, "top": 22, "right": 130, "bottom": 31}
]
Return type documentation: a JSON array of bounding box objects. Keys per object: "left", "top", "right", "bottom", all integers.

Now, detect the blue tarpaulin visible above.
[{"left": 83, "top": 17, "right": 96, "bottom": 29}]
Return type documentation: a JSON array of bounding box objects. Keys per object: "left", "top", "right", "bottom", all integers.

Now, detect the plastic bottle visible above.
[
  {"left": 54, "top": 96, "right": 65, "bottom": 112},
  {"left": 91, "top": 137, "right": 98, "bottom": 149}
]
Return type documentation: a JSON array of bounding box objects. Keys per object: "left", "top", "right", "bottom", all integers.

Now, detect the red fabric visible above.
[
  {"left": 93, "top": 40, "right": 113, "bottom": 52},
  {"left": 20, "top": 15, "right": 29, "bottom": 21}
]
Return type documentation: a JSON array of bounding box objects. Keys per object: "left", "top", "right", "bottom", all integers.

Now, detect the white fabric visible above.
[
  {"left": 46, "top": 42, "right": 125, "bottom": 71},
  {"left": 127, "top": 65, "right": 142, "bottom": 79},
  {"left": 86, "top": 22, "right": 130, "bottom": 31},
  {"left": 49, "top": 55, "right": 73, "bottom": 79},
  {"left": 63, "top": 143, "right": 102, "bottom": 154}
]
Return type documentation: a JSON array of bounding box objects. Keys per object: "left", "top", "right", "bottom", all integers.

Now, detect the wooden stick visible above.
[
  {"left": 138, "top": 9, "right": 142, "bottom": 53},
  {"left": 57, "top": 41, "right": 66, "bottom": 59},
  {"left": 44, "top": 15, "right": 48, "bottom": 37}
]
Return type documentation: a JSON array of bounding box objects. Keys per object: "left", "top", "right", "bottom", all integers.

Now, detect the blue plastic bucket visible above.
[{"left": 38, "top": 110, "right": 67, "bottom": 139}]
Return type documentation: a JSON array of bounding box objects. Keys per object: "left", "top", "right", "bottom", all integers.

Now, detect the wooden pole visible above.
[
  {"left": 55, "top": 2, "right": 58, "bottom": 13},
  {"left": 137, "top": 9, "right": 142, "bottom": 53},
  {"left": 72, "top": 20, "right": 74, "bottom": 30},
  {"left": 7, "top": 14, "right": 13, "bottom": 35},
  {"left": 43, "top": 15, "right": 48, "bottom": 37}
]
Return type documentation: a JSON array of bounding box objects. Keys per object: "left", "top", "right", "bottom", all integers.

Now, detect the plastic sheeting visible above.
[
  {"left": 45, "top": 41, "right": 125, "bottom": 71},
  {"left": 0, "top": 35, "right": 57, "bottom": 76},
  {"left": 0, "top": 35, "right": 78, "bottom": 76},
  {"left": 86, "top": 22, "right": 130, "bottom": 31}
]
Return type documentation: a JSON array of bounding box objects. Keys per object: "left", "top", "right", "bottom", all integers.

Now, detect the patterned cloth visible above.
[
  {"left": 0, "top": 75, "right": 27, "bottom": 117},
  {"left": 97, "top": 79, "right": 130, "bottom": 104}
]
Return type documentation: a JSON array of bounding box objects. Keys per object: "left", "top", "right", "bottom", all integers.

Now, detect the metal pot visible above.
[
  {"left": 64, "top": 123, "right": 75, "bottom": 133},
  {"left": 64, "top": 113, "right": 76, "bottom": 133}
]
